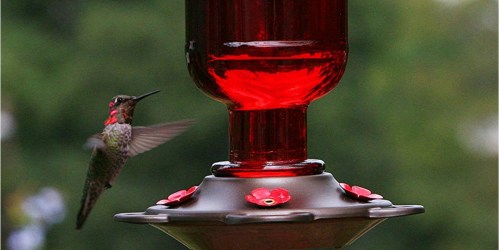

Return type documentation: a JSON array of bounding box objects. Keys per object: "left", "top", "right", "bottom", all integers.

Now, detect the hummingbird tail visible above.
[
  {"left": 76, "top": 211, "right": 87, "bottom": 230},
  {"left": 76, "top": 185, "right": 104, "bottom": 230},
  {"left": 76, "top": 199, "right": 93, "bottom": 230}
]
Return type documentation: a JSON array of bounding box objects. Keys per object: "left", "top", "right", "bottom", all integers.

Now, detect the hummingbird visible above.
[{"left": 76, "top": 90, "right": 193, "bottom": 230}]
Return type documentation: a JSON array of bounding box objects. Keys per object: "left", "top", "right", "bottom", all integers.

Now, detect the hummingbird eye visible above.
[{"left": 115, "top": 97, "right": 124, "bottom": 104}]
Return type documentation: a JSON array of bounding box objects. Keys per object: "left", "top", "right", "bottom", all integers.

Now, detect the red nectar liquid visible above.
[{"left": 186, "top": 0, "right": 348, "bottom": 177}]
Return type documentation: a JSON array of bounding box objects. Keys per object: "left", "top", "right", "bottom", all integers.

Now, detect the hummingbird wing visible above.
[
  {"left": 83, "top": 134, "right": 106, "bottom": 150},
  {"left": 128, "top": 119, "right": 194, "bottom": 157},
  {"left": 76, "top": 147, "right": 113, "bottom": 230}
]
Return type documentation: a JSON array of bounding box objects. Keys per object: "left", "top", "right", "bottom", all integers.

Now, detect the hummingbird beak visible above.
[{"left": 133, "top": 90, "right": 160, "bottom": 102}]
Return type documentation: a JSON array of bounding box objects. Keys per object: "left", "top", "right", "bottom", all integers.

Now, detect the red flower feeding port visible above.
[
  {"left": 340, "top": 183, "right": 384, "bottom": 201},
  {"left": 245, "top": 188, "right": 291, "bottom": 207},
  {"left": 115, "top": 1, "right": 424, "bottom": 249},
  {"left": 156, "top": 186, "right": 198, "bottom": 206}
]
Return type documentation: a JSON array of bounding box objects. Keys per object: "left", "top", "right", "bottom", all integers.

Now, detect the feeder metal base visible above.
[{"left": 115, "top": 172, "right": 424, "bottom": 249}]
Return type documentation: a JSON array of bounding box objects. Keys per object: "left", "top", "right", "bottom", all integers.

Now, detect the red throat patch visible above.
[
  {"left": 104, "top": 116, "right": 117, "bottom": 125},
  {"left": 104, "top": 109, "right": 118, "bottom": 125}
]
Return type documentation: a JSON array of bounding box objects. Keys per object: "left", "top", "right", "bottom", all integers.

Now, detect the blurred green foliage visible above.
[{"left": 2, "top": 0, "right": 497, "bottom": 249}]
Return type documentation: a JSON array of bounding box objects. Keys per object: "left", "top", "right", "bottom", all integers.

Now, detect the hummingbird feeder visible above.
[{"left": 115, "top": 1, "right": 424, "bottom": 249}]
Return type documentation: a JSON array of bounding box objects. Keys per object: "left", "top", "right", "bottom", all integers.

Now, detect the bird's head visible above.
[{"left": 104, "top": 90, "right": 160, "bottom": 125}]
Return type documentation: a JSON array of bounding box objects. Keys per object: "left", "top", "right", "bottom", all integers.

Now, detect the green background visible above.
[{"left": 2, "top": 0, "right": 498, "bottom": 249}]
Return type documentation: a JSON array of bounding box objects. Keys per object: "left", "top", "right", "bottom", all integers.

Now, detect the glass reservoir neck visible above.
[
  {"left": 229, "top": 107, "right": 307, "bottom": 165},
  {"left": 211, "top": 106, "right": 325, "bottom": 178}
]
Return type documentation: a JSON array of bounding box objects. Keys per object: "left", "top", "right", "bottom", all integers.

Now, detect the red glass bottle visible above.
[{"left": 186, "top": 0, "right": 348, "bottom": 177}]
